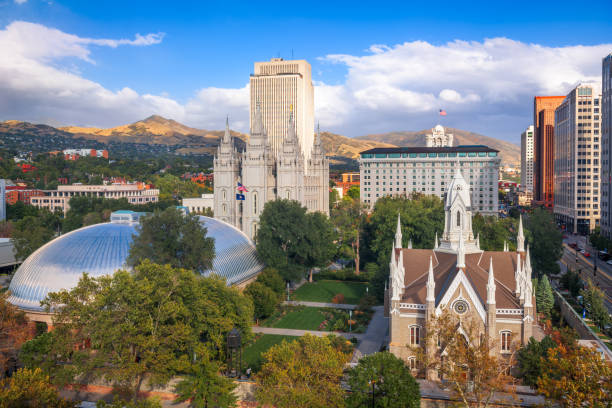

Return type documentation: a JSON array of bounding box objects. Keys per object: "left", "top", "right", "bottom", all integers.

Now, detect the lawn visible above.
[
  {"left": 242, "top": 334, "right": 295, "bottom": 372},
  {"left": 260, "top": 305, "right": 372, "bottom": 333},
  {"left": 292, "top": 280, "right": 370, "bottom": 304},
  {"left": 267, "top": 306, "right": 327, "bottom": 330}
]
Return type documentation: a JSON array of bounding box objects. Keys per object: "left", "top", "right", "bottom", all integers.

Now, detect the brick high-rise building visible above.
[{"left": 533, "top": 96, "right": 565, "bottom": 208}]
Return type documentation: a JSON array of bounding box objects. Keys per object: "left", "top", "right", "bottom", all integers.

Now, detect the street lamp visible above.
[
  {"left": 349, "top": 310, "right": 352, "bottom": 332},
  {"left": 286, "top": 281, "right": 290, "bottom": 302}
]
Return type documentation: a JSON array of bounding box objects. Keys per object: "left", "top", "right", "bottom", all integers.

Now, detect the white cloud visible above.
[
  {"left": 14, "top": 0, "right": 27, "bottom": 4},
  {"left": 0, "top": 21, "right": 610, "bottom": 142}
]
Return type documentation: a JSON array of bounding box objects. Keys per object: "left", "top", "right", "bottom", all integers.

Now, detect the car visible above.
[
  {"left": 569, "top": 242, "right": 578, "bottom": 249},
  {"left": 607, "top": 260, "right": 612, "bottom": 265},
  {"left": 563, "top": 235, "right": 568, "bottom": 239},
  {"left": 583, "top": 252, "right": 590, "bottom": 257}
]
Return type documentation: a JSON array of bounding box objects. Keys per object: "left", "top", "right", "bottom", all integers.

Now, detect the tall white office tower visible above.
[
  {"left": 601, "top": 54, "right": 612, "bottom": 239},
  {"left": 521, "top": 125, "right": 535, "bottom": 193},
  {"left": 250, "top": 58, "right": 315, "bottom": 160}
]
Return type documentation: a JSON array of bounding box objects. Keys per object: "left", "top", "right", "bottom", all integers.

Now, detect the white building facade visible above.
[
  {"left": 553, "top": 84, "right": 602, "bottom": 234},
  {"left": 601, "top": 54, "right": 612, "bottom": 239},
  {"left": 250, "top": 58, "right": 315, "bottom": 160},
  {"left": 182, "top": 194, "right": 214, "bottom": 214},
  {"left": 520, "top": 125, "right": 535, "bottom": 194},
  {"left": 359, "top": 126, "right": 500, "bottom": 216}
]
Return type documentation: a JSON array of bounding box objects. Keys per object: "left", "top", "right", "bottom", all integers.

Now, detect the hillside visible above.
[
  {"left": 357, "top": 127, "right": 520, "bottom": 165},
  {"left": 320, "top": 131, "right": 396, "bottom": 159}
]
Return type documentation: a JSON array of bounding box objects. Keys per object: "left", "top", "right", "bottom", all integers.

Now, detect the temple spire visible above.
[
  {"left": 394, "top": 213, "right": 402, "bottom": 249},
  {"left": 517, "top": 214, "right": 525, "bottom": 252},
  {"left": 434, "top": 232, "right": 439, "bottom": 249},
  {"left": 223, "top": 116, "right": 231, "bottom": 143},
  {"left": 457, "top": 232, "right": 465, "bottom": 268},
  {"left": 426, "top": 256, "right": 435, "bottom": 302},
  {"left": 252, "top": 101, "right": 264, "bottom": 135},
  {"left": 487, "top": 256, "right": 496, "bottom": 304},
  {"left": 408, "top": 239, "right": 413, "bottom": 249}
]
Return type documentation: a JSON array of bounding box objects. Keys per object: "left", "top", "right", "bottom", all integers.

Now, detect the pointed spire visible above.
[
  {"left": 503, "top": 240, "right": 508, "bottom": 252},
  {"left": 408, "top": 239, "right": 413, "bottom": 249},
  {"left": 223, "top": 116, "right": 231, "bottom": 143},
  {"left": 252, "top": 101, "right": 265, "bottom": 135},
  {"left": 524, "top": 281, "right": 532, "bottom": 308},
  {"left": 457, "top": 232, "right": 465, "bottom": 268},
  {"left": 515, "top": 252, "right": 522, "bottom": 296},
  {"left": 426, "top": 256, "right": 435, "bottom": 302},
  {"left": 434, "top": 232, "right": 439, "bottom": 249},
  {"left": 517, "top": 214, "right": 525, "bottom": 253},
  {"left": 286, "top": 109, "right": 297, "bottom": 144},
  {"left": 394, "top": 213, "right": 402, "bottom": 249},
  {"left": 525, "top": 244, "right": 532, "bottom": 277},
  {"left": 487, "top": 256, "right": 496, "bottom": 305},
  {"left": 476, "top": 232, "right": 480, "bottom": 250}
]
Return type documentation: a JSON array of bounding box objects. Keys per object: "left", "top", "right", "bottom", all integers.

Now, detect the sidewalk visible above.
[
  {"left": 252, "top": 326, "right": 363, "bottom": 340},
  {"left": 283, "top": 300, "right": 357, "bottom": 310},
  {"left": 350, "top": 305, "right": 387, "bottom": 364}
]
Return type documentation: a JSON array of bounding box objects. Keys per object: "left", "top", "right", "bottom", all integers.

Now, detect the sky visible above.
[{"left": 1, "top": 0, "right": 611, "bottom": 144}]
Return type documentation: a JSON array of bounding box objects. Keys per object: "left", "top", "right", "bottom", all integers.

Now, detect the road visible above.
[{"left": 562, "top": 234, "right": 612, "bottom": 313}]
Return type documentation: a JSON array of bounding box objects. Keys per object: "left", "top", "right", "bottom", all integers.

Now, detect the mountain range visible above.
[{"left": 1, "top": 115, "right": 520, "bottom": 165}]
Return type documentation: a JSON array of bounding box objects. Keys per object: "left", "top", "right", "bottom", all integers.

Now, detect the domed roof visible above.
[
  {"left": 7, "top": 214, "right": 263, "bottom": 312},
  {"left": 434, "top": 124, "right": 444, "bottom": 132}
]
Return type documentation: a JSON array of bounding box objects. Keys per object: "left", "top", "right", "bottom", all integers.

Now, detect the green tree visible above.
[
  {"left": 535, "top": 275, "right": 554, "bottom": 317},
  {"left": 363, "top": 195, "right": 444, "bottom": 301},
  {"left": 255, "top": 267, "right": 285, "bottom": 295},
  {"left": 560, "top": 269, "right": 583, "bottom": 298},
  {"left": 151, "top": 173, "right": 204, "bottom": 201},
  {"left": 96, "top": 398, "right": 162, "bottom": 408},
  {"left": 346, "top": 185, "right": 360, "bottom": 200},
  {"left": 472, "top": 213, "right": 517, "bottom": 251},
  {"left": 525, "top": 208, "right": 563, "bottom": 277},
  {"left": 11, "top": 211, "right": 61, "bottom": 261},
  {"left": 36, "top": 262, "right": 252, "bottom": 399},
  {"left": 256, "top": 334, "right": 349, "bottom": 408},
  {"left": 0, "top": 368, "right": 74, "bottom": 408},
  {"left": 244, "top": 282, "right": 279, "bottom": 321},
  {"left": 516, "top": 336, "right": 556, "bottom": 387},
  {"left": 331, "top": 198, "right": 367, "bottom": 274},
  {"left": 581, "top": 279, "right": 611, "bottom": 330},
  {"left": 128, "top": 207, "right": 215, "bottom": 272},
  {"left": 346, "top": 352, "right": 420, "bottom": 408},
  {"left": 256, "top": 200, "right": 336, "bottom": 282},
  {"left": 174, "top": 360, "right": 237, "bottom": 408}
]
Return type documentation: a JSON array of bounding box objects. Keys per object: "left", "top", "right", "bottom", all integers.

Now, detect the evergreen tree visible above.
[
  {"left": 582, "top": 279, "right": 611, "bottom": 330},
  {"left": 174, "top": 360, "right": 237, "bottom": 408},
  {"left": 517, "top": 336, "right": 556, "bottom": 386},
  {"left": 536, "top": 276, "right": 554, "bottom": 317}
]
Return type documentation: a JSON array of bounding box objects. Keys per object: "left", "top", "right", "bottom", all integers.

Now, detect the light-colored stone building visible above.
[
  {"left": 30, "top": 183, "right": 159, "bottom": 214},
  {"left": 554, "top": 84, "right": 602, "bottom": 234},
  {"left": 386, "top": 169, "right": 536, "bottom": 377},
  {"left": 182, "top": 194, "right": 214, "bottom": 214},
  {"left": 214, "top": 107, "right": 329, "bottom": 240},
  {"left": 520, "top": 125, "right": 534, "bottom": 194},
  {"left": 359, "top": 125, "right": 500, "bottom": 216},
  {"left": 426, "top": 124, "right": 453, "bottom": 147},
  {"left": 250, "top": 58, "right": 315, "bottom": 160},
  {"left": 600, "top": 54, "right": 612, "bottom": 239}
]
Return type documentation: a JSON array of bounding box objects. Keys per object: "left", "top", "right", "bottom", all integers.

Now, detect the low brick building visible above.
[{"left": 386, "top": 169, "right": 536, "bottom": 379}]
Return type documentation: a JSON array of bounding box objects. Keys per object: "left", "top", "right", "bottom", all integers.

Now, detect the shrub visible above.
[
  {"left": 357, "top": 295, "right": 377, "bottom": 311},
  {"left": 331, "top": 293, "right": 345, "bottom": 304},
  {"left": 314, "top": 268, "right": 369, "bottom": 282}
]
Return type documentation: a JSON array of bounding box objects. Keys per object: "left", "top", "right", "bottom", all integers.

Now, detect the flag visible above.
[
  {"left": 237, "top": 182, "right": 248, "bottom": 192},
  {"left": 236, "top": 193, "right": 245, "bottom": 200},
  {"left": 439, "top": 109, "right": 447, "bottom": 116}
]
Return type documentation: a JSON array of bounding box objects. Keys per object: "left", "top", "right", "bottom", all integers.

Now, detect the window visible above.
[
  {"left": 253, "top": 193, "right": 258, "bottom": 215},
  {"left": 286, "top": 190, "right": 290, "bottom": 199},
  {"left": 501, "top": 331, "right": 511, "bottom": 352},
  {"left": 223, "top": 190, "right": 227, "bottom": 200},
  {"left": 408, "top": 357, "right": 417, "bottom": 370},
  {"left": 409, "top": 325, "right": 421, "bottom": 345},
  {"left": 222, "top": 204, "right": 227, "bottom": 215},
  {"left": 457, "top": 211, "right": 461, "bottom": 227}
]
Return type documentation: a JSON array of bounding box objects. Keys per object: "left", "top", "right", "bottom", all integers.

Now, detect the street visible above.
[{"left": 562, "top": 234, "right": 612, "bottom": 313}]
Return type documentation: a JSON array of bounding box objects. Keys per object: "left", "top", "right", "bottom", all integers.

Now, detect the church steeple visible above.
[
  {"left": 487, "top": 256, "right": 496, "bottom": 305},
  {"left": 395, "top": 213, "right": 402, "bottom": 249},
  {"left": 517, "top": 214, "right": 525, "bottom": 253},
  {"left": 426, "top": 256, "right": 435, "bottom": 302},
  {"left": 434, "top": 232, "right": 438, "bottom": 249}
]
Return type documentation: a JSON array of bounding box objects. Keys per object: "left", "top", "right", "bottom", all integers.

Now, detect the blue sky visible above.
[{"left": 1, "top": 0, "right": 611, "bottom": 143}]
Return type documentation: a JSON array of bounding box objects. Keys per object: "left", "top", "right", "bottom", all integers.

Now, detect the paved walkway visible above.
[
  {"left": 350, "top": 305, "right": 387, "bottom": 364},
  {"left": 283, "top": 300, "right": 357, "bottom": 310},
  {"left": 252, "top": 326, "right": 363, "bottom": 340}
]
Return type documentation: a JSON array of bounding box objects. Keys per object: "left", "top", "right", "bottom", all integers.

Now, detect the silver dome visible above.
[{"left": 7, "top": 215, "right": 263, "bottom": 312}]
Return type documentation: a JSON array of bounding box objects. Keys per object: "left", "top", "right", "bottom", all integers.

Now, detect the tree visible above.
[
  {"left": 362, "top": 195, "right": 444, "bottom": 301},
  {"left": 11, "top": 211, "right": 61, "bottom": 261},
  {"left": 96, "top": 398, "right": 162, "bottom": 408},
  {"left": 472, "top": 214, "right": 517, "bottom": 251},
  {"left": 256, "top": 334, "right": 349, "bottom": 408},
  {"left": 255, "top": 267, "right": 285, "bottom": 295},
  {"left": 581, "top": 279, "right": 611, "bottom": 330},
  {"left": 535, "top": 276, "right": 554, "bottom": 317},
  {"left": 346, "top": 352, "right": 420, "bottom": 408},
  {"left": 560, "top": 269, "right": 583, "bottom": 298},
  {"left": 516, "top": 336, "right": 556, "bottom": 387},
  {"left": 412, "top": 311, "right": 517, "bottom": 408},
  {"left": 346, "top": 185, "right": 360, "bottom": 200},
  {"left": 128, "top": 207, "right": 215, "bottom": 272},
  {"left": 331, "top": 198, "right": 367, "bottom": 274},
  {"left": 244, "top": 282, "right": 279, "bottom": 321},
  {"left": 256, "top": 200, "right": 336, "bottom": 282},
  {"left": 0, "top": 368, "right": 74, "bottom": 408},
  {"left": 37, "top": 262, "right": 252, "bottom": 399},
  {"left": 0, "top": 291, "right": 29, "bottom": 378},
  {"left": 525, "top": 208, "right": 563, "bottom": 277},
  {"left": 174, "top": 360, "right": 237, "bottom": 408},
  {"left": 537, "top": 345, "right": 612, "bottom": 407}
]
